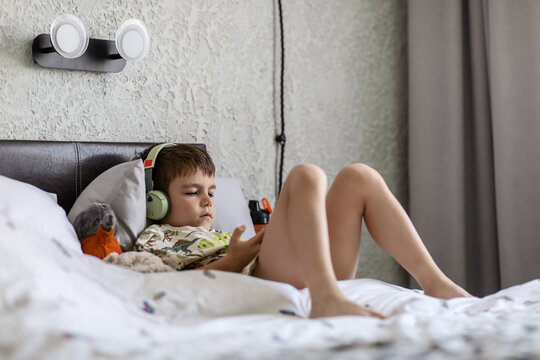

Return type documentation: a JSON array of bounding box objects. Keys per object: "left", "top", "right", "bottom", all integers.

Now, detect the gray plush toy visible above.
[
  {"left": 73, "top": 202, "right": 174, "bottom": 273},
  {"left": 73, "top": 202, "right": 121, "bottom": 259}
]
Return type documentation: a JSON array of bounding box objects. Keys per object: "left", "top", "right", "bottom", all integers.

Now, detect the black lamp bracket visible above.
[{"left": 32, "top": 33, "right": 126, "bottom": 73}]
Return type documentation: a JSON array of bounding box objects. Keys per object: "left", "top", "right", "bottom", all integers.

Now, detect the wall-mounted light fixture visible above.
[
  {"left": 115, "top": 19, "right": 150, "bottom": 62},
  {"left": 32, "top": 15, "right": 150, "bottom": 73},
  {"left": 49, "top": 14, "right": 89, "bottom": 59}
]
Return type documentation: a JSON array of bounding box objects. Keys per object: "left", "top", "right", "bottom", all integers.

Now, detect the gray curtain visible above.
[{"left": 408, "top": 0, "right": 540, "bottom": 297}]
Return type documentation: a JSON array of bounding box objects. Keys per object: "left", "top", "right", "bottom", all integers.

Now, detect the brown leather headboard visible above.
[{"left": 0, "top": 140, "right": 205, "bottom": 213}]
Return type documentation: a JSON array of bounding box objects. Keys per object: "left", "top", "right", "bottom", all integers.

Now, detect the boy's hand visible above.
[{"left": 225, "top": 225, "right": 264, "bottom": 272}]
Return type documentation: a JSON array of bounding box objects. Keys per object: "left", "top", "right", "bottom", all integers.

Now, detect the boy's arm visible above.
[{"left": 196, "top": 226, "right": 264, "bottom": 273}]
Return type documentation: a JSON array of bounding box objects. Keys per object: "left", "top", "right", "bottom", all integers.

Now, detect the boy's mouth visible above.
[{"left": 201, "top": 213, "right": 212, "bottom": 219}]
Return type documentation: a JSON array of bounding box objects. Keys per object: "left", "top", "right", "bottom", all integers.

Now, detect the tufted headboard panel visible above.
[{"left": 0, "top": 140, "right": 205, "bottom": 213}]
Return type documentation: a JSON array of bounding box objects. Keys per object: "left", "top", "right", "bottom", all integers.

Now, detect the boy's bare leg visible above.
[
  {"left": 252, "top": 164, "right": 384, "bottom": 318},
  {"left": 326, "top": 164, "right": 470, "bottom": 299}
]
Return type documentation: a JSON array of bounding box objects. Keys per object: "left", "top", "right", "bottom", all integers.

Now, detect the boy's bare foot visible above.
[
  {"left": 423, "top": 277, "right": 473, "bottom": 299},
  {"left": 310, "top": 295, "right": 386, "bottom": 319}
]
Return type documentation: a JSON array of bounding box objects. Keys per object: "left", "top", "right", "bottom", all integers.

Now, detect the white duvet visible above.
[{"left": 1, "top": 211, "right": 540, "bottom": 360}]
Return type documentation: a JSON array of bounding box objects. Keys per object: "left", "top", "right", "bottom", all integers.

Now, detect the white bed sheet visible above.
[{"left": 1, "top": 211, "right": 539, "bottom": 360}]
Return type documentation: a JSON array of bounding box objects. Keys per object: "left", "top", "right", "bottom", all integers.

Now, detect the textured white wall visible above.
[
  {"left": 283, "top": 1, "right": 408, "bottom": 285},
  {"left": 0, "top": 0, "right": 408, "bottom": 285}
]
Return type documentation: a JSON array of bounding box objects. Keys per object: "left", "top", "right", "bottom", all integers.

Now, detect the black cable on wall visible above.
[{"left": 276, "top": 0, "right": 286, "bottom": 196}]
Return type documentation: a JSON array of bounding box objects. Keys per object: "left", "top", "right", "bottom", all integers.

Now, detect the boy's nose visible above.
[{"left": 201, "top": 196, "right": 212, "bottom": 207}]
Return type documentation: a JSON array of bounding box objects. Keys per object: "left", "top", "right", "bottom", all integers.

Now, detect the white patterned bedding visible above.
[{"left": 1, "top": 211, "right": 540, "bottom": 359}]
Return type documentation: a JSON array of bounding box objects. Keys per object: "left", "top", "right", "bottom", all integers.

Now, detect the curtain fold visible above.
[{"left": 408, "top": 0, "right": 540, "bottom": 296}]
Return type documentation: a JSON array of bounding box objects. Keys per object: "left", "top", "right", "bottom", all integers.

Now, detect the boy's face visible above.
[{"left": 162, "top": 171, "right": 216, "bottom": 230}]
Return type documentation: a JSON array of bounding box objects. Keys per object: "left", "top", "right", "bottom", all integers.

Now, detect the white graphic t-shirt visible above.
[{"left": 135, "top": 224, "right": 256, "bottom": 274}]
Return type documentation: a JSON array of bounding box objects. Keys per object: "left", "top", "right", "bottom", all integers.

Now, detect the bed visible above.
[{"left": 1, "top": 139, "right": 539, "bottom": 359}]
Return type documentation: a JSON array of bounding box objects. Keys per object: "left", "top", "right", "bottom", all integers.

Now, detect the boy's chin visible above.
[
  {"left": 200, "top": 220, "right": 213, "bottom": 230},
  {"left": 200, "top": 224, "right": 212, "bottom": 231}
]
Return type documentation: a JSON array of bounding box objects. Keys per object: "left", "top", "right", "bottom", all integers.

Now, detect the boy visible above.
[{"left": 136, "top": 144, "right": 470, "bottom": 319}]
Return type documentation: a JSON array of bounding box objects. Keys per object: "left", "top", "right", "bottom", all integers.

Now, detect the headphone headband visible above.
[
  {"left": 144, "top": 142, "right": 176, "bottom": 170},
  {"left": 144, "top": 143, "right": 175, "bottom": 192}
]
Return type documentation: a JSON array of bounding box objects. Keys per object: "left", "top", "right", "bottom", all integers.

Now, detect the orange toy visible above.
[
  {"left": 80, "top": 224, "right": 122, "bottom": 259},
  {"left": 73, "top": 202, "right": 122, "bottom": 259}
]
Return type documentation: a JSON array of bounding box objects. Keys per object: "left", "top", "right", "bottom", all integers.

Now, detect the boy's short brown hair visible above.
[{"left": 141, "top": 144, "right": 215, "bottom": 193}]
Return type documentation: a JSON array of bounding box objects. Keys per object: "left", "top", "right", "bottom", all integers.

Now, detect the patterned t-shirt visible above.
[{"left": 135, "top": 224, "right": 256, "bottom": 274}]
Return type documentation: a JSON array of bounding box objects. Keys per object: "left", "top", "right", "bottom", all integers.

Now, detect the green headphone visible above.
[{"left": 144, "top": 143, "right": 175, "bottom": 220}]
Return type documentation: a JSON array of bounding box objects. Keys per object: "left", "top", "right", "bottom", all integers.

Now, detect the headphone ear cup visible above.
[{"left": 146, "top": 190, "right": 170, "bottom": 221}]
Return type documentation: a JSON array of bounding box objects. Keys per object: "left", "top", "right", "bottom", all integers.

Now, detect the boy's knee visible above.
[
  {"left": 288, "top": 164, "right": 327, "bottom": 189},
  {"left": 337, "top": 163, "right": 384, "bottom": 187}
]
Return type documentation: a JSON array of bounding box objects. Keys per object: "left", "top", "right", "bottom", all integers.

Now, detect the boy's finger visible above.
[
  {"left": 227, "top": 226, "right": 245, "bottom": 246},
  {"left": 234, "top": 225, "right": 246, "bottom": 233},
  {"left": 247, "top": 228, "right": 265, "bottom": 244},
  {"left": 253, "top": 230, "right": 265, "bottom": 243},
  {"left": 231, "top": 225, "right": 246, "bottom": 239}
]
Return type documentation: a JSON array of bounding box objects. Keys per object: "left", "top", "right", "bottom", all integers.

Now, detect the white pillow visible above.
[
  {"left": 0, "top": 175, "right": 81, "bottom": 254},
  {"left": 45, "top": 192, "right": 58, "bottom": 203},
  {"left": 68, "top": 159, "right": 147, "bottom": 251},
  {"left": 213, "top": 177, "right": 256, "bottom": 239}
]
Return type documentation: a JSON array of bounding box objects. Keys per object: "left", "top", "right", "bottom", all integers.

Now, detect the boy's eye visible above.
[
  {"left": 209, "top": 193, "right": 215, "bottom": 198},
  {"left": 185, "top": 192, "right": 197, "bottom": 196}
]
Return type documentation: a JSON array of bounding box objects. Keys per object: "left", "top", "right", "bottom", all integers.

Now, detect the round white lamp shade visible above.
[
  {"left": 50, "top": 14, "right": 89, "bottom": 58},
  {"left": 115, "top": 19, "right": 150, "bottom": 62}
]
